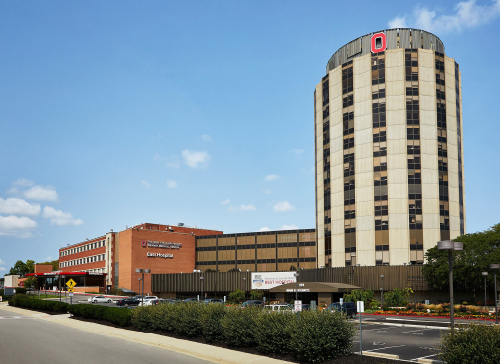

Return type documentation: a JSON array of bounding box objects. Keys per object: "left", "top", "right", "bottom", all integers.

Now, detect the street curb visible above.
[
  {"left": 363, "top": 320, "right": 449, "bottom": 330},
  {"left": 417, "top": 359, "right": 444, "bottom": 364},
  {"left": 356, "top": 351, "right": 399, "bottom": 359}
]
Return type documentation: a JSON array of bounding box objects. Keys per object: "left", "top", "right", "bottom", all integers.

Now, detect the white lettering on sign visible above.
[
  {"left": 141, "top": 240, "right": 182, "bottom": 249},
  {"left": 251, "top": 272, "right": 297, "bottom": 290},
  {"left": 286, "top": 288, "right": 310, "bottom": 292},
  {"left": 147, "top": 252, "right": 174, "bottom": 259}
]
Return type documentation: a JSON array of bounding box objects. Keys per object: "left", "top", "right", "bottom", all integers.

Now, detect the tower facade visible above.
[{"left": 314, "top": 29, "right": 466, "bottom": 267}]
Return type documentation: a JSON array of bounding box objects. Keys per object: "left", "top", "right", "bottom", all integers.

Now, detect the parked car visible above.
[
  {"left": 302, "top": 304, "right": 311, "bottom": 311},
  {"left": 183, "top": 298, "right": 199, "bottom": 302},
  {"left": 137, "top": 296, "right": 159, "bottom": 306},
  {"left": 241, "top": 300, "right": 265, "bottom": 308},
  {"left": 327, "top": 302, "right": 357, "bottom": 318},
  {"left": 90, "top": 295, "right": 113, "bottom": 304},
  {"left": 116, "top": 298, "right": 140, "bottom": 306},
  {"left": 264, "top": 303, "right": 293, "bottom": 312},
  {"left": 204, "top": 298, "right": 224, "bottom": 304}
]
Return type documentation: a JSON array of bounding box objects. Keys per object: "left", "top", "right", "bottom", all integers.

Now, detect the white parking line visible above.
[
  {"left": 413, "top": 353, "right": 438, "bottom": 360},
  {"left": 363, "top": 344, "right": 406, "bottom": 352}
]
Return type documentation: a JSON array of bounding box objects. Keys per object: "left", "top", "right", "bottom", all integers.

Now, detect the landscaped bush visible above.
[
  {"left": 383, "top": 287, "right": 412, "bottom": 307},
  {"left": 228, "top": 289, "right": 245, "bottom": 303},
  {"left": 254, "top": 311, "right": 295, "bottom": 355},
  {"left": 291, "top": 310, "right": 356, "bottom": 363},
  {"left": 343, "top": 289, "right": 374, "bottom": 306},
  {"left": 8, "top": 294, "right": 69, "bottom": 313},
  {"left": 68, "top": 304, "right": 132, "bottom": 327},
  {"left": 437, "top": 323, "right": 500, "bottom": 364},
  {"left": 220, "top": 306, "right": 259, "bottom": 347},
  {"left": 200, "top": 303, "right": 226, "bottom": 343}
]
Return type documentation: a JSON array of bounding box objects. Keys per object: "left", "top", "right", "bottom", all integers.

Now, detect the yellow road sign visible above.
[
  {"left": 66, "top": 279, "right": 77, "bottom": 288},
  {"left": 68, "top": 288, "right": 74, "bottom": 292}
]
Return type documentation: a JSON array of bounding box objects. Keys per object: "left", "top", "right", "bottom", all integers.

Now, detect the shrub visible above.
[
  {"left": 291, "top": 310, "right": 357, "bottom": 363},
  {"left": 228, "top": 289, "right": 245, "bottom": 303},
  {"left": 171, "top": 302, "right": 205, "bottom": 337},
  {"left": 200, "top": 303, "right": 227, "bottom": 343},
  {"left": 8, "top": 294, "right": 69, "bottom": 313},
  {"left": 221, "top": 306, "right": 258, "bottom": 347},
  {"left": 69, "top": 304, "right": 132, "bottom": 327},
  {"left": 249, "top": 290, "right": 263, "bottom": 300},
  {"left": 254, "top": 311, "right": 295, "bottom": 355},
  {"left": 368, "top": 300, "right": 380, "bottom": 310},
  {"left": 437, "top": 323, "right": 500, "bottom": 364},
  {"left": 383, "top": 287, "right": 412, "bottom": 307},
  {"left": 343, "top": 289, "right": 374, "bottom": 306}
]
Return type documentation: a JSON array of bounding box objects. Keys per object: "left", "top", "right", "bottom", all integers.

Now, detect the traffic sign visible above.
[
  {"left": 66, "top": 279, "right": 77, "bottom": 289},
  {"left": 68, "top": 288, "right": 74, "bottom": 293},
  {"left": 294, "top": 300, "right": 302, "bottom": 312}
]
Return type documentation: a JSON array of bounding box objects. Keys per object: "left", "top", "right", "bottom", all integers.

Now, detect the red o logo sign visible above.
[
  {"left": 371, "top": 32, "right": 386, "bottom": 53},
  {"left": 141, "top": 240, "right": 147, "bottom": 247}
]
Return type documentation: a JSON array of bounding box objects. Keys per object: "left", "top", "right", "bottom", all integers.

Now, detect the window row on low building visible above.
[
  {"left": 60, "top": 254, "right": 106, "bottom": 267},
  {"left": 60, "top": 239, "right": 105, "bottom": 257}
]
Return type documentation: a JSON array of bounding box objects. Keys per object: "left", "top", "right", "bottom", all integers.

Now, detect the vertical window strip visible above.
[
  {"left": 371, "top": 52, "right": 389, "bottom": 266},
  {"left": 342, "top": 61, "right": 355, "bottom": 266},
  {"left": 405, "top": 50, "right": 424, "bottom": 264},
  {"left": 435, "top": 52, "right": 450, "bottom": 240},
  {"left": 322, "top": 76, "right": 332, "bottom": 265},
  {"left": 455, "top": 63, "right": 464, "bottom": 235}
]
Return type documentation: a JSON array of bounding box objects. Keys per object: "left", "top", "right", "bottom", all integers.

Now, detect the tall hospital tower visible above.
[{"left": 314, "top": 29, "right": 466, "bottom": 268}]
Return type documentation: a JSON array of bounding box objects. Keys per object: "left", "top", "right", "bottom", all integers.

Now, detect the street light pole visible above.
[
  {"left": 58, "top": 273, "right": 61, "bottom": 303},
  {"left": 294, "top": 272, "right": 300, "bottom": 301},
  {"left": 138, "top": 278, "right": 141, "bottom": 298},
  {"left": 200, "top": 276, "right": 204, "bottom": 301},
  {"left": 135, "top": 268, "right": 151, "bottom": 306},
  {"left": 437, "top": 240, "right": 463, "bottom": 330},
  {"left": 380, "top": 275, "right": 385, "bottom": 308},
  {"left": 490, "top": 264, "right": 499, "bottom": 324},
  {"left": 482, "top": 272, "right": 488, "bottom": 311}
]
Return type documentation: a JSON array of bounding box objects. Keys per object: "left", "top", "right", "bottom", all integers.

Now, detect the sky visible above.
[{"left": 1, "top": 0, "right": 500, "bottom": 273}]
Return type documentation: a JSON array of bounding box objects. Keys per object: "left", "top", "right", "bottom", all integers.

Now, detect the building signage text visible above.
[
  {"left": 371, "top": 32, "right": 387, "bottom": 53},
  {"left": 251, "top": 272, "right": 297, "bottom": 290},
  {"left": 141, "top": 240, "right": 182, "bottom": 249},
  {"left": 147, "top": 252, "right": 174, "bottom": 259}
]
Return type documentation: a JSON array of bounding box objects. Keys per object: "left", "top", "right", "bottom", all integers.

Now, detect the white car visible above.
[
  {"left": 137, "top": 296, "right": 159, "bottom": 306},
  {"left": 90, "top": 295, "right": 113, "bottom": 303}
]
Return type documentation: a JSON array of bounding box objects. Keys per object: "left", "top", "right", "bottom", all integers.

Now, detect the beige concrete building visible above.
[{"left": 315, "top": 29, "right": 465, "bottom": 267}]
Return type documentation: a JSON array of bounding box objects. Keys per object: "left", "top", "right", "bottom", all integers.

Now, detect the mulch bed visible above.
[{"left": 70, "top": 316, "right": 401, "bottom": 363}]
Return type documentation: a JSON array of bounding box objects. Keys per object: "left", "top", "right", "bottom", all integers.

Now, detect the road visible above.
[{"left": 0, "top": 307, "right": 210, "bottom": 364}]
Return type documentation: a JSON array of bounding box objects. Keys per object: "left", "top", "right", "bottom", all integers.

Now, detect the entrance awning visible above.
[{"left": 269, "top": 282, "right": 360, "bottom": 293}]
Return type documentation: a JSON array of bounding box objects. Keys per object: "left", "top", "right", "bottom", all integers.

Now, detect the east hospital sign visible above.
[{"left": 142, "top": 240, "right": 182, "bottom": 259}]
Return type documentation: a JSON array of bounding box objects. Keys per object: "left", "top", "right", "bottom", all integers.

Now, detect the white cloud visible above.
[
  {"left": 0, "top": 198, "right": 40, "bottom": 216},
  {"left": 0, "top": 258, "right": 4, "bottom": 265},
  {"left": 264, "top": 174, "right": 279, "bottom": 181},
  {"left": 220, "top": 199, "right": 231, "bottom": 205},
  {"left": 273, "top": 201, "right": 296, "bottom": 212},
  {"left": 262, "top": 188, "right": 271, "bottom": 194},
  {"left": 141, "top": 180, "right": 151, "bottom": 188},
  {"left": 281, "top": 224, "right": 298, "bottom": 230},
  {"left": 13, "top": 178, "right": 35, "bottom": 187},
  {"left": 201, "top": 134, "right": 213, "bottom": 142},
  {"left": 0, "top": 267, "right": 5, "bottom": 271},
  {"left": 259, "top": 227, "right": 271, "bottom": 232},
  {"left": 24, "top": 185, "right": 59, "bottom": 202},
  {"left": 42, "top": 206, "right": 84, "bottom": 226},
  {"left": 0, "top": 215, "right": 37, "bottom": 238},
  {"left": 290, "top": 149, "right": 304, "bottom": 155},
  {"left": 388, "top": 16, "right": 407, "bottom": 28},
  {"left": 228, "top": 204, "right": 256, "bottom": 213},
  {"left": 182, "top": 150, "right": 211, "bottom": 168},
  {"left": 388, "top": 0, "right": 500, "bottom": 34},
  {"left": 166, "top": 180, "right": 177, "bottom": 189},
  {"left": 240, "top": 204, "right": 256, "bottom": 211},
  {"left": 44, "top": 256, "right": 53, "bottom": 261},
  {"left": 154, "top": 154, "right": 181, "bottom": 169}
]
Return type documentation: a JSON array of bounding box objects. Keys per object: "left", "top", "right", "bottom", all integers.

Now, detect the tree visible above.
[
  {"left": 23, "top": 276, "right": 38, "bottom": 291},
  {"left": 7, "top": 260, "right": 27, "bottom": 276},
  {"left": 423, "top": 223, "right": 500, "bottom": 295}
]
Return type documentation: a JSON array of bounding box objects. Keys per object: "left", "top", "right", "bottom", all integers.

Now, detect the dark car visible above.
[
  {"left": 184, "top": 298, "right": 199, "bottom": 302},
  {"left": 204, "top": 298, "right": 224, "bottom": 304},
  {"left": 116, "top": 298, "right": 140, "bottom": 306},
  {"left": 302, "top": 304, "right": 311, "bottom": 311},
  {"left": 327, "top": 302, "right": 357, "bottom": 318},
  {"left": 241, "top": 300, "right": 265, "bottom": 308}
]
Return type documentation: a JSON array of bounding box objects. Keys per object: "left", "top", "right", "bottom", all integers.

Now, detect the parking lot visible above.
[{"left": 352, "top": 320, "right": 445, "bottom": 361}]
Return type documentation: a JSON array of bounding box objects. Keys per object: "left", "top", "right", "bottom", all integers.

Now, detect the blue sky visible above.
[{"left": 1, "top": 0, "right": 499, "bottom": 272}]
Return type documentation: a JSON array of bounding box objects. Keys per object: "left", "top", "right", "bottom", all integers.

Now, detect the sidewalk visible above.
[{"left": 0, "top": 302, "right": 290, "bottom": 364}]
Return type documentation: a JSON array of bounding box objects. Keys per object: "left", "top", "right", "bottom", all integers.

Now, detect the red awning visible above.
[{"left": 25, "top": 271, "right": 107, "bottom": 277}]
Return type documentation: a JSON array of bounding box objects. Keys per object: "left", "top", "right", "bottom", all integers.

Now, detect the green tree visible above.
[
  {"left": 249, "top": 290, "right": 263, "bottom": 300},
  {"left": 423, "top": 223, "right": 500, "bottom": 295},
  {"left": 23, "top": 276, "right": 38, "bottom": 291},
  {"left": 7, "top": 260, "right": 27, "bottom": 276},
  {"left": 228, "top": 289, "right": 245, "bottom": 303}
]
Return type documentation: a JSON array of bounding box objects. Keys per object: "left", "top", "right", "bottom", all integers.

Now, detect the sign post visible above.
[
  {"left": 66, "top": 279, "right": 77, "bottom": 305},
  {"left": 294, "top": 300, "right": 302, "bottom": 323},
  {"left": 357, "top": 301, "right": 364, "bottom": 356}
]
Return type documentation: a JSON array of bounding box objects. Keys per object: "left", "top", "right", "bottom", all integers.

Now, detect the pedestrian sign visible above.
[
  {"left": 66, "top": 279, "right": 77, "bottom": 289},
  {"left": 68, "top": 288, "right": 74, "bottom": 293}
]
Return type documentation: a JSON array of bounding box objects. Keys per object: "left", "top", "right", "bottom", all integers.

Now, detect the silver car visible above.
[{"left": 90, "top": 295, "right": 113, "bottom": 303}]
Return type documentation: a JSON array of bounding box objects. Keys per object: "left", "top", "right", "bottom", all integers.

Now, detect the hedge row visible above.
[
  {"left": 437, "top": 323, "right": 500, "bottom": 364},
  {"left": 131, "top": 303, "right": 356, "bottom": 363},
  {"left": 68, "top": 304, "right": 132, "bottom": 327},
  {"left": 8, "top": 294, "right": 69, "bottom": 313}
]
